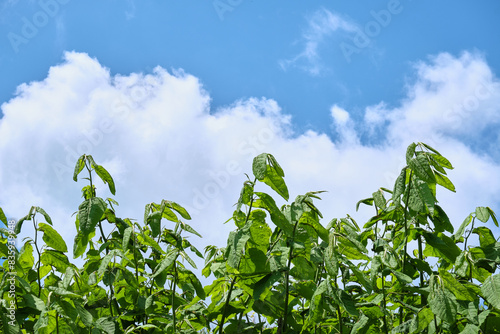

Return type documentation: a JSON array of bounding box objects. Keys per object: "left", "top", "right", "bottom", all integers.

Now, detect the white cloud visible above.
[
  {"left": 330, "top": 105, "right": 359, "bottom": 145},
  {"left": 279, "top": 8, "right": 358, "bottom": 75},
  {"left": 1, "top": 51, "right": 500, "bottom": 270}
]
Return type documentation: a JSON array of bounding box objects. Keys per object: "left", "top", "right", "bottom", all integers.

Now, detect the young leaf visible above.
[
  {"left": 406, "top": 142, "right": 417, "bottom": 165},
  {"left": 409, "top": 155, "right": 436, "bottom": 184},
  {"left": 475, "top": 207, "right": 490, "bottom": 223},
  {"left": 252, "top": 153, "right": 268, "bottom": 180},
  {"left": 166, "top": 201, "right": 192, "bottom": 220},
  {"left": 429, "top": 153, "right": 453, "bottom": 170},
  {"left": 39, "top": 222, "right": 68, "bottom": 252},
  {"left": 428, "top": 274, "right": 458, "bottom": 324},
  {"left": 147, "top": 211, "right": 162, "bottom": 238},
  {"left": 372, "top": 189, "right": 386, "bottom": 209},
  {"left": 0, "top": 207, "right": 7, "bottom": 226},
  {"left": 422, "top": 142, "right": 441, "bottom": 155},
  {"left": 14, "top": 214, "right": 30, "bottom": 234},
  {"left": 78, "top": 197, "right": 106, "bottom": 235},
  {"left": 94, "top": 164, "right": 116, "bottom": 195},
  {"left": 356, "top": 197, "right": 374, "bottom": 211},
  {"left": 73, "top": 155, "right": 86, "bottom": 182},
  {"left": 122, "top": 226, "right": 133, "bottom": 251},
  {"left": 73, "top": 231, "right": 89, "bottom": 259},
  {"left": 487, "top": 207, "right": 499, "bottom": 227},
  {"left": 435, "top": 172, "right": 456, "bottom": 192},
  {"left": 481, "top": 274, "right": 500, "bottom": 310},
  {"left": 392, "top": 168, "right": 407, "bottom": 202},
  {"left": 151, "top": 250, "right": 178, "bottom": 278},
  {"left": 454, "top": 214, "right": 473, "bottom": 241}
]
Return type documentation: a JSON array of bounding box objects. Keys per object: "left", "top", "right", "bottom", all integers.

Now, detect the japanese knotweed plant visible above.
[
  {"left": 0, "top": 154, "right": 205, "bottom": 333},
  {"left": 1, "top": 142, "right": 500, "bottom": 334}
]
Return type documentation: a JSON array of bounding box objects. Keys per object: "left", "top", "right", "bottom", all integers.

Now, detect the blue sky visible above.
[
  {"left": 2, "top": 1, "right": 499, "bottom": 135},
  {"left": 1, "top": 1, "right": 500, "bottom": 252}
]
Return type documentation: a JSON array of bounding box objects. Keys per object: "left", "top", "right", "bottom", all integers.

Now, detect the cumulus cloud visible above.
[
  {"left": 279, "top": 8, "right": 358, "bottom": 75},
  {"left": 1, "top": 51, "right": 500, "bottom": 267}
]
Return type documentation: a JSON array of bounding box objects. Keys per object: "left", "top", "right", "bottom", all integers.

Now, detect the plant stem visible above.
[
  {"left": 381, "top": 269, "right": 389, "bottom": 334},
  {"left": 400, "top": 169, "right": 413, "bottom": 324},
  {"left": 219, "top": 278, "right": 236, "bottom": 334},
  {"left": 172, "top": 261, "right": 178, "bottom": 333},
  {"left": 415, "top": 215, "right": 427, "bottom": 306},
  {"left": 334, "top": 278, "right": 343, "bottom": 334},
  {"left": 32, "top": 218, "right": 42, "bottom": 297},
  {"left": 283, "top": 218, "right": 299, "bottom": 333}
]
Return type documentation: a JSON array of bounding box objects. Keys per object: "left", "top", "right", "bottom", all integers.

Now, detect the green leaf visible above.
[
  {"left": 254, "top": 192, "right": 293, "bottom": 236},
  {"left": 95, "top": 317, "right": 116, "bottom": 334},
  {"left": 473, "top": 226, "right": 496, "bottom": 248},
  {"left": 392, "top": 168, "right": 407, "bottom": 203},
  {"left": 428, "top": 274, "right": 458, "bottom": 324},
  {"left": 409, "top": 308, "right": 434, "bottom": 333},
  {"left": 263, "top": 165, "right": 289, "bottom": 201},
  {"left": 325, "top": 233, "right": 339, "bottom": 277},
  {"left": 122, "top": 226, "right": 132, "bottom": 251},
  {"left": 40, "top": 250, "right": 70, "bottom": 273},
  {"left": 454, "top": 214, "right": 473, "bottom": 241},
  {"left": 147, "top": 211, "right": 162, "bottom": 238},
  {"left": 413, "top": 177, "right": 436, "bottom": 215},
  {"left": 181, "top": 222, "right": 202, "bottom": 238},
  {"left": 487, "top": 207, "right": 498, "bottom": 227},
  {"left": 481, "top": 274, "right": 500, "bottom": 310},
  {"left": 78, "top": 197, "right": 106, "bottom": 235},
  {"left": 14, "top": 214, "right": 30, "bottom": 234},
  {"left": 23, "top": 294, "right": 46, "bottom": 312},
  {"left": 73, "top": 155, "right": 86, "bottom": 182},
  {"left": 475, "top": 207, "right": 490, "bottom": 223},
  {"left": 35, "top": 206, "right": 53, "bottom": 225},
  {"left": 435, "top": 172, "right": 456, "bottom": 192},
  {"left": 299, "top": 211, "right": 329, "bottom": 243},
  {"left": 440, "top": 269, "right": 476, "bottom": 301},
  {"left": 430, "top": 205, "right": 454, "bottom": 233},
  {"left": 346, "top": 259, "right": 372, "bottom": 293},
  {"left": 429, "top": 153, "right": 453, "bottom": 169},
  {"left": 459, "top": 324, "right": 480, "bottom": 334},
  {"left": 73, "top": 231, "right": 89, "bottom": 259},
  {"left": 47, "top": 286, "right": 82, "bottom": 299},
  {"left": 75, "top": 303, "right": 93, "bottom": 327},
  {"left": 252, "top": 153, "right": 267, "bottom": 180},
  {"left": 226, "top": 227, "right": 251, "bottom": 269},
  {"left": 97, "top": 249, "right": 125, "bottom": 277},
  {"left": 94, "top": 164, "right": 116, "bottom": 195},
  {"left": 423, "top": 231, "right": 461, "bottom": 263},
  {"left": 406, "top": 142, "right": 417, "bottom": 164},
  {"left": 166, "top": 201, "right": 192, "bottom": 220},
  {"left": 253, "top": 272, "right": 282, "bottom": 300},
  {"left": 252, "top": 153, "right": 289, "bottom": 200},
  {"left": 152, "top": 250, "right": 178, "bottom": 278},
  {"left": 390, "top": 269, "right": 412, "bottom": 284},
  {"left": 372, "top": 189, "right": 386, "bottom": 209},
  {"left": 39, "top": 222, "right": 68, "bottom": 252},
  {"left": 356, "top": 198, "right": 374, "bottom": 211},
  {"left": 409, "top": 155, "right": 436, "bottom": 183},
  {"left": 0, "top": 207, "right": 7, "bottom": 226},
  {"left": 422, "top": 142, "right": 441, "bottom": 155}
]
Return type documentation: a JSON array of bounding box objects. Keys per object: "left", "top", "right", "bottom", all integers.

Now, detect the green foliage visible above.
[{"left": 1, "top": 143, "right": 500, "bottom": 333}]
